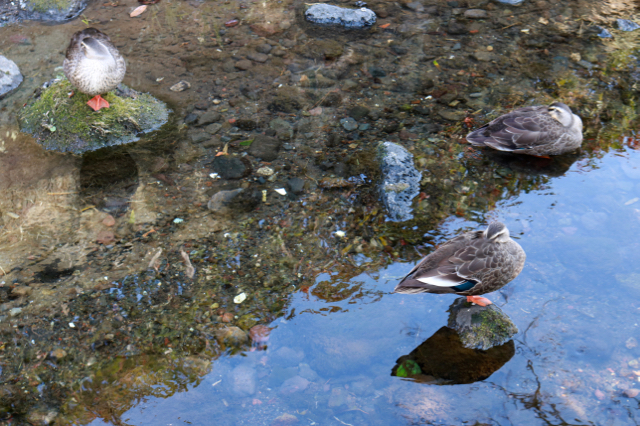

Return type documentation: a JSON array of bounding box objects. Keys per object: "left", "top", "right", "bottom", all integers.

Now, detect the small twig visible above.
[
  {"left": 500, "top": 22, "right": 522, "bottom": 30},
  {"left": 334, "top": 417, "right": 353, "bottom": 426},
  {"left": 47, "top": 192, "right": 78, "bottom": 195},
  {"left": 148, "top": 248, "right": 162, "bottom": 271}
]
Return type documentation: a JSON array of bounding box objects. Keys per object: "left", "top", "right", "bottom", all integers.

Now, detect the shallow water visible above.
[{"left": 2, "top": 0, "right": 640, "bottom": 424}]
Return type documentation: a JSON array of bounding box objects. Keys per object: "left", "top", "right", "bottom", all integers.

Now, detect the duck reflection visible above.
[
  {"left": 391, "top": 298, "right": 517, "bottom": 385},
  {"left": 484, "top": 149, "right": 581, "bottom": 178}
]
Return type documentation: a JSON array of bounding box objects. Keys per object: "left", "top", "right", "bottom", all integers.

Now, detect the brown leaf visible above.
[{"left": 130, "top": 5, "right": 147, "bottom": 17}]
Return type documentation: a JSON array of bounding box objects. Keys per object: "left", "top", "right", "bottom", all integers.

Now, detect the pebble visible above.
[
  {"left": 189, "top": 131, "right": 209, "bottom": 144},
  {"left": 487, "top": 45, "right": 494, "bottom": 51},
  {"left": 247, "top": 52, "right": 269, "bottom": 63},
  {"left": 205, "top": 123, "right": 222, "bottom": 135},
  {"left": 169, "top": 80, "right": 190, "bottom": 92},
  {"left": 249, "top": 325, "right": 271, "bottom": 343},
  {"left": 340, "top": 117, "right": 358, "bottom": 131},
  {"left": 279, "top": 375, "right": 310, "bottom": 394},
  {"left": 305, "top": 4, "right": 377, "bottom": 28},
  {"left": 208, "top": 188, "right": 244, "bottom": 213},
  {"left": 198, "top": 110, "right": 221, "bottom": 126},
  {"left": 286, "top": 177, "right": 305, "bottom": 194},
  {"left": 0, "top": 55, "right": 23, "bottom": 99},
  {"left": 102, "top": 215, "right": 116, "bottom": 227},
  {"left": 211, "top": 156, "right": 247, "bottom": 179},
  {"left": 9, "top": 307, "right": 22, "bottom": 317},
  {"left": 235, "top": 59, "right": 253, "bottom": 70},
  {"left": 348, "top": 105, "right": 370, "bottom": 120},
  {"left": 11, "top": 286, "right": 31, "bottom": 297},
  {"left": 248, "top": 134, "right": 281, "bottom": 161},
  {"left": 494, "top": 0, "right": 524, "bottom": 4},
  {"left": 49, "top": 348, "right": 67, "bottom": 361},
  {"left": 464, "top": 9, "right": 488, "bottom": 19},
  {"left": 255, "top": 43, "right": 272, "bottom": 54},
  {"left": 256, "top": 166, "right": 274, "bottom": 176},
  {"left": 624, "top": 389, "right": 640, "bottom": 398},
  {"left": 271, "top": 413, "right": 298, "bottom": 426},
  {"left": 231, "top": 364, "right": 257, "bottom": 396}
]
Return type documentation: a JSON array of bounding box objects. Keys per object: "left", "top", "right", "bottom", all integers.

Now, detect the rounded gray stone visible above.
[
  {"left": 305, "top": 4, "right": 376, "bottom": 28},
  {"left": 0, "top": 55, "right": 22, "bottom": 99}
]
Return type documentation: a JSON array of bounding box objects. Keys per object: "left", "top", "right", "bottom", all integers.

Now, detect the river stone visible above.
[
  {"left": 377, "top": 141, "right": 421, "bottom": 222},
  {"left": 0, "top": 56, "right": 22, "bottom": 99},
  {"left": 617, "top": 19, "right": 640, "bottom": 32},
  {"left": 340, "top": 117, "right": 358, "bottom": 131},
  {"left": 464, "top": 9, "right": 488, "bottom": 19},
  {"left": 197, "top": 110, "right": 221, "bottom": 126},
  {"left": 211, "top": 156, "right": 247, "bottom": 179},
  {"left": 0, "top": 0, "right": 88, "bottom": 26},
  {"left": 18, "top": 77, "right": 169, "bottom": 154},
  {"left": 248, "top": 134, "right": 281, "bottom": 161},
  {"left": 305, "top": 4, "right": 376, "bottom": 28},
  {"left": 208, "top": 188, "right": 244, "bottom": 214},
  {"left": 230, "top": 364, "right": 256, "bottom": 396},
  {"left": 447, "top": 297, "right": 518, "bottom": 350},
  {"left": 247, "top": 52, "right": 269, "bottom": 63},
  {"left": 493, "top": 0, "right": 524, "bottom": 4}
]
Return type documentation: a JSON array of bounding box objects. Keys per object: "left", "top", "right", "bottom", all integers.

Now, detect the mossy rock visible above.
[
  {"left": 18, "top": 77, "right": 170, "bottom": 154},
  {"left": 447, "top": 297, "right": 518, "bottom": 350}
]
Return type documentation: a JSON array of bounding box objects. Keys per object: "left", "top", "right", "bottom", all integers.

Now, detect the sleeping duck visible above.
[
  {"left": 63, "top": 28, "right": 126, "bottom": 112},
  {"left": 466, "top": 102, "right": 583, "bottom": 157},
  {"left": 394, "top": 222, "right": 525, "bottom": 306}
]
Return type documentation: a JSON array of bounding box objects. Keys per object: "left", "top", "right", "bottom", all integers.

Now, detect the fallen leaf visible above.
[
  {"left": 130, "top": 5, "right": 147, "bottom": 17},
  {"left": 379, "top": 23, "right": 391, "bottom": 29}
]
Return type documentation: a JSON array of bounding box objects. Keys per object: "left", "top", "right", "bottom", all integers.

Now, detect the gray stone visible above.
[
  {"left": 596, "top": 26, "right": 613, "bottom": 38},
  {"left": 617, "top": 19, "right": 640, "bottom": 32},
  {"left": 447, "top": 21, "right": 468, "bottom": 35},
  {"left": 269, "top": 119, "right": 294, "bottom": 141},
  {"left": 235, "top": 59, "right": 252, "bottom": 70},
  {"left": 472, "top": 51, "right": 494, "bottom": 62},
  {"left": 189, "top": 131, "right": 209, "bottom": 144},
  {"left": 205, "top": 123, "right": 222, "bottom": 135},
  {"left": 405, "top": 1, "right": 424, "bottom": 12},
  {"left": 279, "top": 375, "right": 310, "bottom": 394},
  {"left": 493, "top": 0, "right": 524, "bottom": 4},
  {"left": 208, "top": 188, "right": 244, "bottom": 214},
  {"left": 247, "top": 52, "right": 269, "bottom": 63},
  {"left": 340, "top": 117, "right": 358, "bottom": 131},
  {"left": 438, "top": 110, "right": 466, "bottom": 121},
  {"left": 305, "top": 4, "right": 376, "bottom": 28},
  {"left": 198, "top": 110, "right": 221, "bottom": 126},
  {"left": 298, "top": 363, "right": 318, "bottom": 381},
  {"left": 255, "top": 43, "right": 272, "bottom": 54},
  {"left": 0, "top": 56, "right": 22, "bottom": 99},
  {"left": 286, "top": 177, "right": 305, "bottom": 194},
  {"left": 211, "top": 156, "right": 247, "bottom": 179},
  {"left": 0, "top": 0, "right": 88, "bottom": 26},
  {"left": 464, "top": 9, "right": 488, "bottom": 19},
  {"left": 248, "top": 134, "right": 281, "bottom": 161},
  {"left": 447, "top": 297, "right": 518, "bottom": 350},
  {"left": 230, "top": 364, "right": 256, "bottom": 396},
  {"left": 377, "top": 142, "right": 421, "bottom": 222},
  {"left": 348, "top": 105, "right": 370, "bottom": 120}
]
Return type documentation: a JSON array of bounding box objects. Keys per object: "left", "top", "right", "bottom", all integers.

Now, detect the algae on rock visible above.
[
  {"left": 18, "top": 77, "right": 170, "bottom": 154},
  {"left": 447, "top": 297, "right": 518, "bottom": 350}
]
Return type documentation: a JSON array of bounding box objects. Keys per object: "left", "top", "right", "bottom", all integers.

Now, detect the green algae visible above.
[
  {"left": 18, "top": 77, "right": 170, "bottom": 154},
  {"left": 447, "top": 298, "right": 518, "bottom": 350},
  {"left": 25, "top": 0, "right": 73, "bottom": 13}
]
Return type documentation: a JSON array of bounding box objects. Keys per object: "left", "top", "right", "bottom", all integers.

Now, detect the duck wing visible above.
[
  {"left": 466, "top": 106, "right": 562, "bottom": 152},
  {"left": 394, "top": 231, "right": 492, "bottom": 295}
]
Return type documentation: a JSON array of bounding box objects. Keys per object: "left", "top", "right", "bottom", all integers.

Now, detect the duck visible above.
[
  {"left": 63, "top": 28, "right": 126, "bottom": 112},
  {"left": 466, "top": 102, "right": 583, "bottom": 157},
  {"left": 394, "top": 222, "right": 525, "bottom": 306}
]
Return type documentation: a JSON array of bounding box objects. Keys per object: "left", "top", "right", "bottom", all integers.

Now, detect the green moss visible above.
[
  {"left": 26, "top": 0, "right": 71, "bottom": 12},
  {"left": 18, "top": 78, "right": 170, "bottom": 154}
]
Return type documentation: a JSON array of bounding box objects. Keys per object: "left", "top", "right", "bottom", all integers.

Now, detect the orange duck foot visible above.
[
  {"left": 466, "top": 295, "right": 492, "bottom": 307},
  {"left": 87, "top": 95, "right": 110, "bottom": 111}
]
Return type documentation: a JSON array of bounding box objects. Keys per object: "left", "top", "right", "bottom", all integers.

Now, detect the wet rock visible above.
[
  {"left": 438, "top": 109, "right": 465, "bottom": 121},
  {"left": 279, "top": 375, "right": 310, "bottom": 394},
  {"left": 198, "top": 110, "right": 221, "bottom": 126},
  {"left": 269, "top": 87, "right": 302, "bottom": 113},
  {"left": 348, "top": 105, "right": 370, "bottom": 120},
  {"left": 298, "top": 363, "right": 318, "bottom": 381},
  {"left": 405, "top": 2, "right": 424, "bottom": 12},
  {"left": 596, "top": 26, "right": 613, "bottom": 38},
  {"left": 328, "top": 387, "right": 347, "bottom": 407},
  {"left": 271, "top": 413, "right": 298, "bottom": 426},
  {"left": 369, "top": 66, "right": 386, "bottom": 78},
  {"left": 190, "top": 131, "right": 209, "bottom": 144},
  {"left": 617, "top": 19, "right": 640, "bottom": 32},
  {"left": 287, "top": 177, "right": 305, "bottom": 194},
  {"left": 231, "top": 364, "right": 256, "bottom": 396},
  {"left": 269, "top": 118, "right": 294, "bottom": 140},
  {"left": 205, "top": 123, "right": 223, "bottom": 135},
  {"left": 18, "top": 78, "right": 169, "bottom": 154},
  {"left": 377, "top": 141, "right": 421, "bottom": 222},
  {"left": 249, "top": 325, "right": 271, "bottom": 343},
  {"left": 215, "top": 326, "right": 249, "bottom": 346},
  {"left": 208, "top": 188, "right": 244, "bottom": 214},
  {"left": 235, "top": 59, "right": 253, "bottom": 70},
  {"left": 248, "top": 134, "right": 281, "bottom": 161},
  {"left": 211, "top": 156, "right": 247, "bottom": 179},
  {"left": 184, "top": 113, "right": 198, "bottom": 125},
  {"left": 236, "top": 119, "right": 258, "bottom": 130},
  {"left": 472, "top": 51, "right": 494, "bottom": 62},
  {"left": 11, "top": 286, "right": 31, "bottom": 297},
  {"left": 447, "top": 21, "right": 468, "bottom": 35},
  {"left": 24, "top": 406, "right": 58, "bottom": 425},
  {"left": 0, "top": 55, "right": 22, "bottom": 100},
  {"left": 305, "top": 4, "right": 376, "bottom": 28},
  {"left": 494, "top": 0, "right": 524, "bottom": 4},
  {"left": 49, "top": 348, "right": 67, "bottom": 361},
  {"left": 169, "top": 80, "right": 190, "bottom": 92},
  {"left": 9, "top": 307, "right": 22, "bottom": 317},
  {"left": 247, "top": 52, "right": 269, "bottom": 63},
  {"left": 624, "top": 389, "right": 640, "bottom": 398},
  {"left": 464, "top": 9, "right": 488, "bottom": 19},
  {"left": 340, "top": 117, "right": 358, "bottom": 131},
  {"left": 271, "top": 346, "right": 305, "bottom": 366},
  {"left": 0, "top": 0, "right": 88, "bottom": 25},
  {"left": 256, "top": 43, "right": 272, "bottom": 54},
  {"left": 447, "top": 297, "right": 518, "bottom": 350}
]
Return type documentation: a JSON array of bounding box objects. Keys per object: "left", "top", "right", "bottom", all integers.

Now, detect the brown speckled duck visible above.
[
  {"left": 63, "top": 28, "right": 126, "bottom": 112},
  {"left": 394, "top": 222, "right": 526, "bottom": 306},
  {"left": 466, "top": 102, "right": 583, "bottom": 157}
]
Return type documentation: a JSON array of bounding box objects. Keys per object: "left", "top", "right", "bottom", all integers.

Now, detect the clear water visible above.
[{"left": 1, "top": 0, "right": 640, "bottom": 424}]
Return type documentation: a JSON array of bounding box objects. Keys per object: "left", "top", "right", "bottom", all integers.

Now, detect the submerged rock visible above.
[
  {"left": 493, "top": 0, "right": 524, "bottom": 4},
  {"left": 391, "top": 325, "right": 515, "bottom": 384},
  {"left": 377, "top": 141, "right": 421, "bottom": 222},
  {"left": 18, "top": 77, "right": 169, "bottom": 154},
  {"left": 0, "top": 56, "right": 22, "bottom": 99},
  {"left": 0, "top": 0, "right": 88, "bottom": 26},
  {"left": 305, "top": 4, "right": 376, "bottom": 28},
  {"left": 447, "top": 297, "right": 518, "bottom": 350},
  {"left": 617, "top": 19, "right": 640, "bottom": 32}
]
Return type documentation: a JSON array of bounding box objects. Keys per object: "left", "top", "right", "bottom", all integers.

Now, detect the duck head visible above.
[
  {"left": 548, "top": 102, "right": 575, "bottom": 127},
  {"left": 484, "top": 222, "right": 510, "bottom": 243}
]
